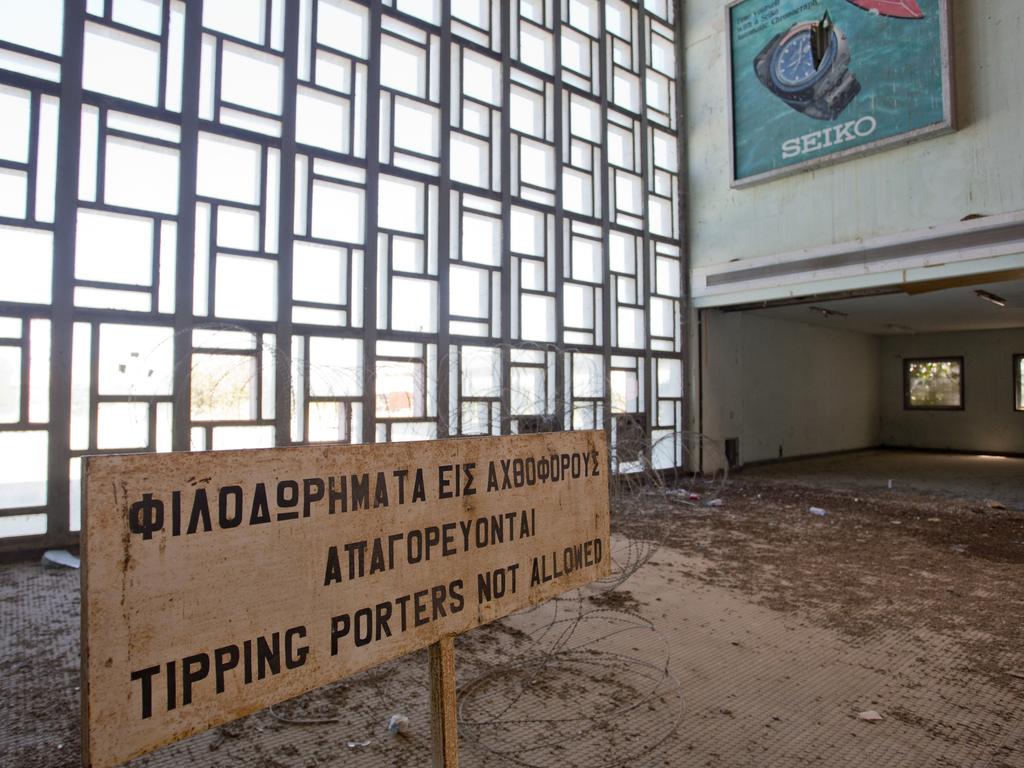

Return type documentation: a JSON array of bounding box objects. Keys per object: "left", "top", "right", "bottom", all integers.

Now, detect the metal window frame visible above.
[
  {"left": 0, "top": 0, "right": 689, "bottom": 554},
  {"left": 902, "top": 356, "right": 965, "bottom": 412}
]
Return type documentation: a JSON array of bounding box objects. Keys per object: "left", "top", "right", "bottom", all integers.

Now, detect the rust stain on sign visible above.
[{"left": 82, "top": 431, "right": 610, "bottom": 768}]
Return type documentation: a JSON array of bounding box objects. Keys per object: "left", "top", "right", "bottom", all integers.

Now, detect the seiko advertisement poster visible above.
[{"left": 726, "top": 0, "right": 954, "bottom": 187}]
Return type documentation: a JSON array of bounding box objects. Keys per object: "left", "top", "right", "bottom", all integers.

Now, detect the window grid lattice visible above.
[{"left": 0, "top": 0, "right": 685, "bottom": 547}]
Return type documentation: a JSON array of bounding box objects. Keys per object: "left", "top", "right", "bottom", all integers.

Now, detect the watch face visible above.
[{"left": 769, "top": 28, "right": 838, "bottom": 91}]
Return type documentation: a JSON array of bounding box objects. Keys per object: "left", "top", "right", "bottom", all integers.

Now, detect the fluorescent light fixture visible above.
[
  {"left": 808, "top": 306, "right": 848, "bottom": 318},
  {"left": 974, "top": 289, "right": 1007, "bottom": 307}
]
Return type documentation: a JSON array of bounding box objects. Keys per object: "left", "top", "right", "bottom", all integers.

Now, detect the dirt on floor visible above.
[
  {"left": 2, "top": 469, "right": 1022, "bottom": 767},
  {"left": 616, "top": 477, "right": 1024, "bottom": 690}
]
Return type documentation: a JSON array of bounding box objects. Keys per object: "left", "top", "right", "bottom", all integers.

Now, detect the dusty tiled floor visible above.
[
  {"left": 2, "top": 456, "right": 1022, "bottom": 767},
  {"left": 740, "top": 450, "right": 1024, "bottom": 510}
]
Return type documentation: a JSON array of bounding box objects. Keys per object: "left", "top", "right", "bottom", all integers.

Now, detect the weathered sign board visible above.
[{"left": 82, "top": 430, "right": 610, "bottom": 768}]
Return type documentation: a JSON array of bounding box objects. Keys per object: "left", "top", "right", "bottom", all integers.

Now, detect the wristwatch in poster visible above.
[{"left": 753, "top": 16, "right": 861, "bottom": 121}]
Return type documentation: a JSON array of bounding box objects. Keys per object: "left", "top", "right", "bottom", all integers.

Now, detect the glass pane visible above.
[
  {"left": 191, "top": 353, "right": 258, "bottom": 421},
  {"left": 83, "top": 23, "right": 162, "bottom": 106},
  {"left": 453, "top": 0, "right": 488, "bottom": 28},
  {"left": 461, "top": 212, "right": 500, "bottom": 266},
  {"left": 610, "top": 370, "right": 639, "bottom": 413},
  {"left": 97, "top": 402, "right": 150, "bottom": 449},
  {"left": 510, "top": 208, "right": 543, "bottom": 256},
  {"left": 294, "top": 241, "right": 347, "bottom": 305},
  {"left": 391, "top": 237, "right": 424, "bottom": 273},
  {"left": 376, "top": 361, "right": 423, "bottom": 418},
  {"left": 76, "top": 209, "right": 154, "bottom": 286},
  {"left": 0, "top": 226, "right": 52, "bottom": 304},
  {"left": 112, "top": 0, "right": 163, "bottom": 34},
  {"left": 308, "top": 337, "right": 361, "bottom": 397},
  {"left": 906, "top": 360, "right": 962, "bottom": 408},
  {"left": 393, "top": 98, "right": 439, "bottom": 156},
  {"left": 520, "top": 139, "right": 554, "bottom": 188},
  {"left": 0, "top": 347, "right": 20, "bottom": 423},
  {"left": 463, "top": 51, "right": 500, "bottom": 105},
  {"left": 28, "top": 319, "right": 49, "bottom": 422},
  {"left": 308, "top": 401, "right": 347, "bottom": 442},
  {"left": 380, "top": 36, "right": 426, "bottom": 97},
  {"left": 221, "top": 42, "right": 283, "bottom": 114},
  {"left": 0, "top": 0, "right": 64, "bottom": 55},
  {"left": 296, "top": 87, "right": 350, "bottom": 153},
  {"left": 564, "top": 283, "right": 594, "bottom": 329},
  {"left": 98, "top": 324, "right": 175, "bottom": 396},
  {"left": 74, "top": 287, "right": 151, "bottom": 312},
  {"left": 214, "top": 255, "right": 277, "bottom": 321},
  {"left": 212, "top": 425, "right": 275, "bottom": 450},
  {"left": 390, "top": 421, "right": 436, "bottom": 442},
  {"left": 450, "top": 133, "right": 489, "bottom": 187},
  {"left": 317, "top": 0, "right": 368, "bottom": 59},
  {"left": 569, "top": 0, "right": 598, "bottom": 35},
  {"left": 573, "top": 353, "right": 603, "bottom": 398},
  {"left": 521, "top": 294, "right": 555, "bottom": 342},
  {"left": 1017, "top": 357, "right": 1024, "bottom": 411},
  {"left": 193, "top": 329, "right": 257, "bottom": 350},
  {"left": 378, "top": 177, "right": 423, "bottom": 234},
  {"left": 197, "top": 133, "right": 261, "bottom": 205},
  {"left": 510, "top": 86, "right": 543, "bottom": 137},
  {"left": 0, "top": 86, "right": 31, "bottom": 164},
  {"left": 511, "top": 367, "right": 544, "bottom": 415},
  {"left": 397, "top": 0, "right": 440, "bottom": 24},
  {"left": 572, "top": 237, "right": 601, "bottom": 283},
  {"left": 658, "top": 358, "right": 681, "bottom": 398},
  {"left": 204, "top": 0, "right": 266, "bottom": 44},
  {"left": 311, "top": 179, "right": 364, "bottom": 243},
  {"left": 450, "top": 265, "right": 489, "bottom": 319},
  {"left": 105, "top": 137, "right": 180, "bottom": 214},
  {"left": 391, "top": 277, "right": 436, "bottom": 333},
  {"left": 0, "top": 513, "right": 47, "bottom": 538},
  {"left": 0, "top": 168, "right": 27, "bottom": 219},
  {"left": 216, "top": 206, "right": 261, "bottom": 251},
  {"left": 519, "top": 23, "right": 553, "bottom": 73},
  {"left": 617, "top": 307, "right": 644, "bottom": 348},
  {"left": 0, "top": 431, "right": 47, "bottom": 509},
  {"left": 461, "top": 346, "right": 499, "bottom": 395}
]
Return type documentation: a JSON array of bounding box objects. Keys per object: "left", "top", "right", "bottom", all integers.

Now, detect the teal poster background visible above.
[{"left": 729, "top": 0, "right": 950, "bottom": 183}]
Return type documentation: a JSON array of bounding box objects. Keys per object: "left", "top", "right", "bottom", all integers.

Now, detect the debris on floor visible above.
[
  {"left": 40, "top": 550, "right": 79, "bottom": 569},
  {"left": 858, "top": 710, "right": 884, "bottom": 722},
  {"left": 809, "top": 506, "right": 828, "bottom": 516},
  {"left": 4, "top": 463, "right": 1023, "bottom": 768},
  {"left": 386, "top": 714, "right": 409, "bottom": 735}
]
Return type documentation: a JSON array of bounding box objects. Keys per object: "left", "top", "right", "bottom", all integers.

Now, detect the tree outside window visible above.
[
  {"left": 903, "top": 357, "right": 963, "bottom": 410},
  {"left": 1015, "top": 355, "right": 1023, "bottom": 412}
]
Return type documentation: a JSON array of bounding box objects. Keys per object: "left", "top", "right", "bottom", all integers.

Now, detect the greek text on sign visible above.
[{"left": 82, "top": 431, "right": 610, "bottom": 768}]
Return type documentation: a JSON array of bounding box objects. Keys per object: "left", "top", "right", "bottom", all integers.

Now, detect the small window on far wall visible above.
[
  {"left": 904, "top": 357, "right": 964, "bottom": 410},
  {"left": 1015, "top": 355, "right": 1024, "bottom": 412}
]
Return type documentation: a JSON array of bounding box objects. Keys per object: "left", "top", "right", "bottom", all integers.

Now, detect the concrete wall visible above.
[
  {"left": 879, "top": 328, "right": 1024, "bottom": 454},
  {"left": 701, "top": 311, "right": 881, "bottom": 472},
  {"left": 685, "top": 0, "right": 1024, "bottom": 305}
]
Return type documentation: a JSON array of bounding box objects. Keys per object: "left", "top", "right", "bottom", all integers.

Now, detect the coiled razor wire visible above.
[
  {"left": 259, "top": 430, "right": 728, "bottom": 767},
  {"left": 445, "top": 431, "right": 727, "bottom": 768},
  {"left": 143, "top": 328, "right": 730, "bottom": 766}
]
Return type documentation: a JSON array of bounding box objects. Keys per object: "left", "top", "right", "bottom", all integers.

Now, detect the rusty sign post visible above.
[{"left": 82, "top": 430, "right": 610, "bottom": 768}]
